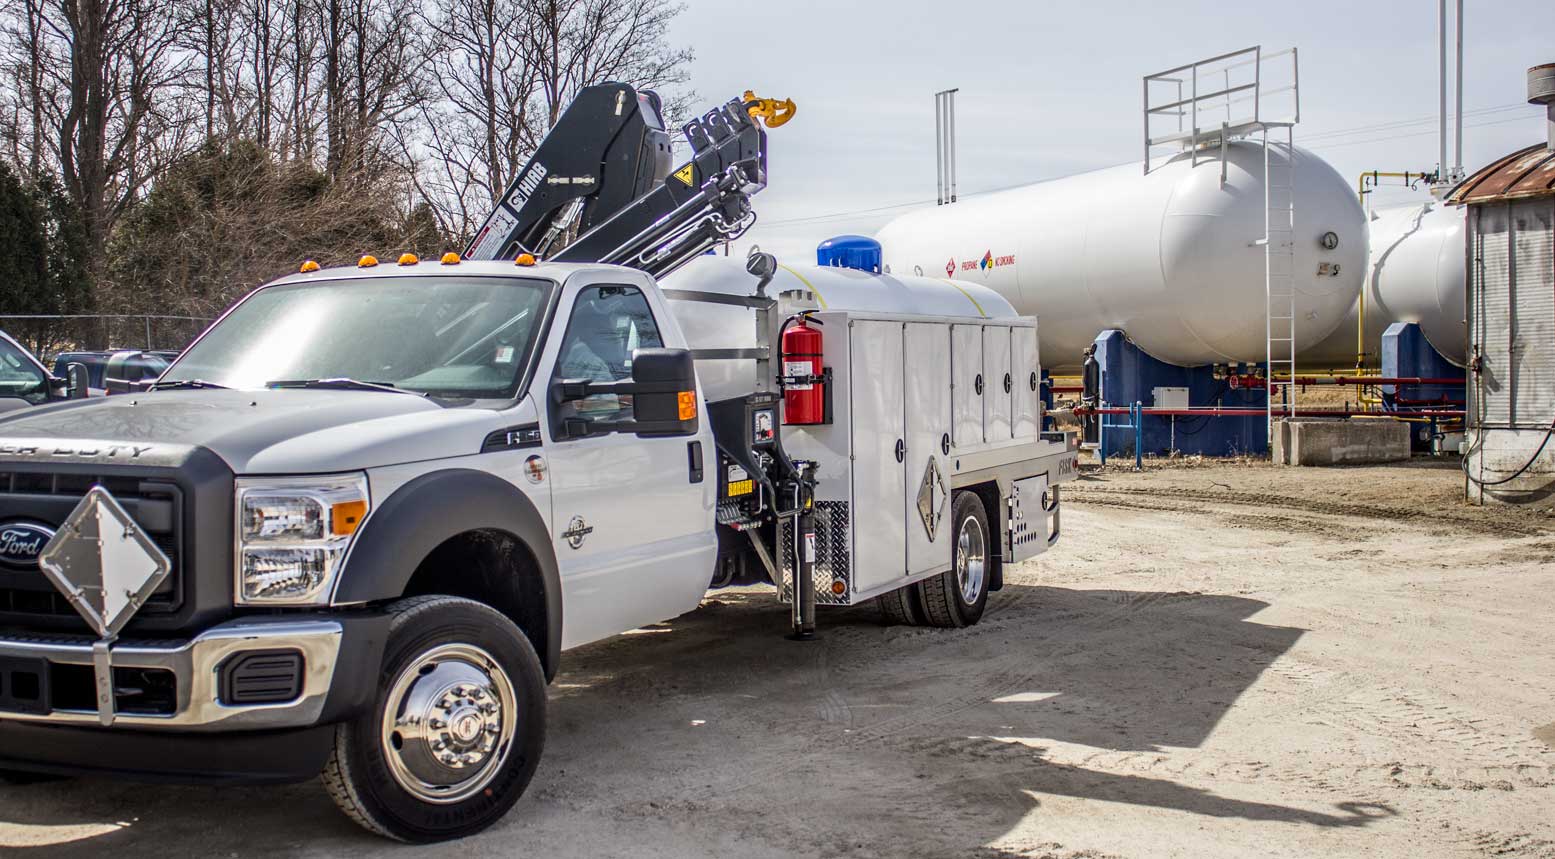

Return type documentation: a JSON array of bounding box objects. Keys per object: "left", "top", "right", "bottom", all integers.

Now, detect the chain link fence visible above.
[{"left": 0, "top": 315, "right": 214, "bottom": 363}]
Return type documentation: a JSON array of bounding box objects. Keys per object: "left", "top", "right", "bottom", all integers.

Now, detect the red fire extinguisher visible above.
[{"left": 780, "top": 315, "right": 826, "bottom": 425}]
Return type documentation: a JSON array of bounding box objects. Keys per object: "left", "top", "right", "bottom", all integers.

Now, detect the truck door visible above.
[
  {"left": 951, "top": 323, "right": 983, "bottom": 447},
  {"left": 904, "top": 323, "right": 952, "bottom": 576},
  {"left": 848, "top": 320, "right": 906, "bottom": 593},
  {"left": 542, "top": 283, "right": 716, "bottom": 648},
  {"left": 1011, "top": 325, "right": 1040, "bottom": 439},
  {"left": 983, "top": 326, "right": 1012, "bottom": 442}
]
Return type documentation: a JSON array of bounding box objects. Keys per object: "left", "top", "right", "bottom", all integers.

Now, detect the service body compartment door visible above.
[
  {"left": 1011, "top": 325, "right": 1040, "bottom": 439},
  {"left": 983, "top": 326, "right": 1012, "bottom": 442},
  {"left": 904, "top": 323, "right": 952, "bottom": 576},
  {"left": 849, "top": 320, "right": 906, "bottom": 592},
  {"left": 951, "top": 324, "right": 983, "bottom": 448}
]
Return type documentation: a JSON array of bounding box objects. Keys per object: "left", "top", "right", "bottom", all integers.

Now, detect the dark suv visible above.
[{"left": 50, "top": 350, "right": 178, "bottom": 395}]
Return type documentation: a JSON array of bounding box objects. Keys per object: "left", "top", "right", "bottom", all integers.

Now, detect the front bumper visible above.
[
  {"left": 0, "top": 613, "right": 388, "bottom": 783},
  {"left": 0, "top": 611, "right": 389, "bottom": 730}
]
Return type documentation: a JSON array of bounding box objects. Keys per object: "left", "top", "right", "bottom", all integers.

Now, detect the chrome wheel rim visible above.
[
  {"left": 955, "top": 512, "right": 986, "bottom": 605},
  {"left": 380, "top": 642, "right": 517, "bottom": 805}
]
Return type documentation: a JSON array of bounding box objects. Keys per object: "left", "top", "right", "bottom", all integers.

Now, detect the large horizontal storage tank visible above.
[
  {"left": 661, "top": 255, "right": 1016, "bottom": 402},
  {"left": 876, "top": 142, "right": 1366, "bottom": 371},
  {"left": 1304, "top": 201, "right": 1467, "bottom": 367}
]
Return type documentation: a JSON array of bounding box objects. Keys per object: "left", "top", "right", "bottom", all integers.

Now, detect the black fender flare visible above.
[{"left": 333, "top": 468, "right": 561, "bottom": 678}]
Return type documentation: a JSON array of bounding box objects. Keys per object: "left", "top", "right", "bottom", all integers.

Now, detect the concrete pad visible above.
[{"left": 1274, "top": 418, "right": 1411, "bottom": 466}]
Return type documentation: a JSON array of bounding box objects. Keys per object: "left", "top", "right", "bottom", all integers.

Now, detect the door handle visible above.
[
  {"left": 894, "top": 439, "right": 905, "bottom": 463},
  {"left": 1004, "top": 373, "right": 1013, "bottom": 394},
  {"left": 974, "top": 374, "right": 983, "bottom": 396},
  {"left": 941, "top": 433, "right": 950, "bottom": 455},
  {"left": 687, "top": 441, "right": 704, "bottom": 483},
  {"left": 1030, "top": 371, "right": 1039, "bottom": 391}
]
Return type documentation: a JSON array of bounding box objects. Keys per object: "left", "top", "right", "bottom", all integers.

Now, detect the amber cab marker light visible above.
[
  {"left": 358, "top": 255, "right": 379, "bottom": 268},
  {"left": 299, "top": 260, "right": 321, "bottom": 273},
  {"left": 515, "top": 253, "right": 537, "bottom": 266},
  {"left": 440, "top": 252, "right": 461, "bottom": 265},
  {"left": 398, "top": 253, "right": 418, "bottom": 266}
]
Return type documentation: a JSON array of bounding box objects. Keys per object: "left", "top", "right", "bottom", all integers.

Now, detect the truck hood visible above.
[{"left": 0, "top": 389, "right": 527, "bottom": 474}]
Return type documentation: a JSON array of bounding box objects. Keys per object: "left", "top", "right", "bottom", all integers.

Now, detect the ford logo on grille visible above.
[{"left": 0, "top": 522, "right": 55, "bottom": 569}]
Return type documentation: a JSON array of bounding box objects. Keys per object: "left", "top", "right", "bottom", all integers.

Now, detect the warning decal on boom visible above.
[{"left": 672, "top": 163, "right": 696, "bottom": 186}]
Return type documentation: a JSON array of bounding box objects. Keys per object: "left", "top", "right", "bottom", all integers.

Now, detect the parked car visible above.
[
  {"left": 50, "top": 349, "right": 178, "bottom": 395},
  {"left": 0, "top": 331, "right": 80, "bottom": 412}
]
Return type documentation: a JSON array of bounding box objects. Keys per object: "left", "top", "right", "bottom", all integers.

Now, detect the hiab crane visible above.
[
  {"left": 0, "top": 82, "right": 1076, "bottom": 844},
  {"left": 465, "top": 84, "right": 793, "bottom": 277}
]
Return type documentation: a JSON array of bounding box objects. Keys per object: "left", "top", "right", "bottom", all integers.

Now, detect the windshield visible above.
[{"left": 162, "top": 275, "right": 554, "bottom": 399}]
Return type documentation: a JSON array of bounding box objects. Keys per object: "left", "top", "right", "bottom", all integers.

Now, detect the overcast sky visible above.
[{"left": 667, "top": 0, "right": 1554, "bottom": 262}]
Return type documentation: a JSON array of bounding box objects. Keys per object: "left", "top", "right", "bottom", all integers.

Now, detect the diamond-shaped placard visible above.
[
  {"left": 38, "top": 486, "right": 171, "bottom": 639},
  {"left": 917, "top": 457, "right": 947, "bottom": 541}
]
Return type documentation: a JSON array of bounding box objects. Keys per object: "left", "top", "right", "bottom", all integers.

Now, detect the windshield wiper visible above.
[
  {"left": 148, "top": 378, "right": 230, "bottom": 391},
  {"left": 266, "top": 378, "right": 426, "bottom": 396}
]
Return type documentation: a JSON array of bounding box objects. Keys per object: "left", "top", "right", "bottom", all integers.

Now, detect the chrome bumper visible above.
[{"left": 0, "top": 618, "right": 342, "bottom": 731}]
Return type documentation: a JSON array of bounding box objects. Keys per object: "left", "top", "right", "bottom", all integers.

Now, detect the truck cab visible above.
[{"left": 0, "top": 257, "right": 721, "bottom": 840}]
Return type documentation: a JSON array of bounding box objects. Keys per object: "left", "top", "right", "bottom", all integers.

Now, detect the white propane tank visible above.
[
  {"left": 661, "top": 254, "right": 1016, "bottom": 403},
  {"left": 875, "top": 142, "right": 1366, "bottom": 371},
  {"left": 1305, "top": 201, "right": 1467, "bottom": 367}
]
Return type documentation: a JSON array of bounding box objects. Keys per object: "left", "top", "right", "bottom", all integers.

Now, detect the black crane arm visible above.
[
  {"left": 464, "top": 84, "right": 793, "bottom": 281},
  {"left": 465, "top": 84, "right": 673, "bottom": 262}
]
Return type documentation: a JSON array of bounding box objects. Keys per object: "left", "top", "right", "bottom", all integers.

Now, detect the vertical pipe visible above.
[
  {"left": 1454, "top": 0, "right": 1464, "bottom": 176},
  {"left": 1438, "top": 0, "right": 1448, "bottom": 176},
  {"left": 934, "top": 93, "right": 943, "bottom": 205},
  {"left": 948, "top": 91, "right": 958, "bottom": 203}
]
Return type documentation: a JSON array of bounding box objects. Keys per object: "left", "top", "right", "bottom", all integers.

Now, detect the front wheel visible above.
[
  {"left": 916, "top": 491, "right": 991, "bottom": 628},
  {"left": 322, "top": 595, "right": 546, "bottom": 842}
]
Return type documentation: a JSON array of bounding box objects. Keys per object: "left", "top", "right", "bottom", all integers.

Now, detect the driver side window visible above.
[{"left": 553, "top": 285, "right": 663, "bottom": 422}]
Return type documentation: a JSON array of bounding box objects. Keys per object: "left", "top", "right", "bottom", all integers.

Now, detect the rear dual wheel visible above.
[{"left": 875, "top": 490, "right": 990, "bottom": 628}]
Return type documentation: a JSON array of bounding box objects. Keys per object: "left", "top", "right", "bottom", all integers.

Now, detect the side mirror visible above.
[
  {"left": 551, "top": 347, "right": 699, "bottom": 439},
  {"left": 65, "top": 363, "right": 90, "bottom": 399}
]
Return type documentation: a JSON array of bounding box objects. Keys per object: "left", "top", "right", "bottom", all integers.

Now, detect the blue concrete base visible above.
[
  {"left": 1094, "top": 330, "right": 1268, "bottom": 460},
  {"left": 1380, "top": 322, "right": 1466, "bottom": 452}
]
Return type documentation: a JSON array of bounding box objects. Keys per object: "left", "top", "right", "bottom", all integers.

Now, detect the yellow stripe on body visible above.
[{"left": 940, "top": 279, "right": 987, "bottom": 318}]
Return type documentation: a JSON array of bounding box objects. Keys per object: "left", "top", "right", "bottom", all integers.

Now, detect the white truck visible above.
[{"left": 0, "top": 86, "right": 1078, "bottom": 842}]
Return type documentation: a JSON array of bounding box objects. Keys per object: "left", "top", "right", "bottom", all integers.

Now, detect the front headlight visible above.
[{"left": 235, "top": 474, "right": 369, "bottom": 605}]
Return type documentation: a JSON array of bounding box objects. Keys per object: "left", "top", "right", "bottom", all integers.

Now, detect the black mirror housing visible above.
[{"left": 550, "top": 347, "right": 699, "bottom": 440}]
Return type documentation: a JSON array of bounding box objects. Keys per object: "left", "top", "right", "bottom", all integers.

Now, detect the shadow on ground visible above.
[{"left": 0, "top": 585, "right": 1396, "bottom": 856}]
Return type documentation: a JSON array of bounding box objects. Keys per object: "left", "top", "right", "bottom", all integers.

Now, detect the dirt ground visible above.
[{"left": 4, "top": 458, "right": 1554, "bottom": 858}]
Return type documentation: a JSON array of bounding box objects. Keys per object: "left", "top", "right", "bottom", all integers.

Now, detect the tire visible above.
[
  {"left": 875, "top": 583, "right": 924, "bottom": 625},
  {"left": 916, "top": 491, "right": 990, "bottom": 628},
  {"left": 322, "top": 595, "right": 546, "bottom": 842}
]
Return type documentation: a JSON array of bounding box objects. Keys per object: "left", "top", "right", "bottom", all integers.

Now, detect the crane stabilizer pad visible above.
[{"left": 673, "top": 164, "right": 696, "bottom": 186}]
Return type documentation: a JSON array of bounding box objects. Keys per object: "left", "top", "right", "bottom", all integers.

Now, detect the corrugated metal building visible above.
[{"left": 1448, "top": 64, "right": 1555, "bottom": 503}]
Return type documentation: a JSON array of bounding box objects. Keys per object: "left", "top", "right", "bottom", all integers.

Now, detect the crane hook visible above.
[{"left": 743, "top": 91, "right": 797, "bottom": 128}]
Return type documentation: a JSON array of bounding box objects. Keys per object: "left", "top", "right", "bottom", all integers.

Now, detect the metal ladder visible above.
[{"left": 1262, "top": 123, "right": 1297, "bottom": 436}]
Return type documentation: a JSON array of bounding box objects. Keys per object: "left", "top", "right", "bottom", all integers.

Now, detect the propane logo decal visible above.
[
  {"left": 945, "top": 248, "right": 1020, "bottom": 275},
  {"left": 945, "top": 258, "right": 956, "bottom": 277}
]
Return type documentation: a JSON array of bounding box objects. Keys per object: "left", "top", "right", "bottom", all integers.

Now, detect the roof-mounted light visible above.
[
  {"left": 397, "top": 253, "right": 418, "bottom": 266},
  {"left": 440, "top": 252, "right": 461, "bottom": 265},
  {"left": 515, "top": 253, "right": 537, "bottom": 267},
  {"left": 299, "top": 260, "right": 321, "bottom": 273},
  {"left": 358, "top": 255, "right": 379, "bottom": 268}
]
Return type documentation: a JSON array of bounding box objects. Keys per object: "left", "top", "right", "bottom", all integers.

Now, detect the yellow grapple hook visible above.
[{"left": 743, "top": 91, "right": 797, "bottom": 128}]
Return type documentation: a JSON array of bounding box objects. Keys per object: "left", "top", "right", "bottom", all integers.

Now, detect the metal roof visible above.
[{"left": 1446, "top": 143, "right": 1555, "bottom": 205}]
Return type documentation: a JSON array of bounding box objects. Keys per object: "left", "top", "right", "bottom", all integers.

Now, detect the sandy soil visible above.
[{"left": 3, "top": 459, "right": 1554, "bottom": 858}]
